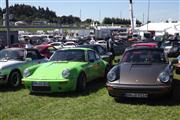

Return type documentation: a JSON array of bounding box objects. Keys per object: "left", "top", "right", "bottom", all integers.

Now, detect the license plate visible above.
[
  {"left": 32, "top": 82, "right": 49, "bottom": 87},
  {"left": 124, "top": 93, "right": 148, "bottom": 98}
]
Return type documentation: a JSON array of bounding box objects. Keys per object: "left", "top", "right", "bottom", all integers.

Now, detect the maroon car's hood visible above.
[{"left": 119, "top": 63, "right": 168, "bottom": 85}]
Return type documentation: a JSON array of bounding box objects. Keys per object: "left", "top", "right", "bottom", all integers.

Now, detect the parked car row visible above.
[{"left": 0, "top": 37, "right": 180, "bottom": 101}]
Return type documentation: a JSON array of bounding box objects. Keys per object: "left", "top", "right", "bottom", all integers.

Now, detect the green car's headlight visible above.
[
  {"left": 62, "top": 69, "right": 70, "bottom": 78},
  {"left": 23, "top": 69, "right": 30, "bottom": 77}
]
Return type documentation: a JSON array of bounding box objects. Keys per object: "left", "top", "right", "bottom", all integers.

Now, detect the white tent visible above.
[{"left": 136, "top": 22, "right": 180, "bottom": 36}]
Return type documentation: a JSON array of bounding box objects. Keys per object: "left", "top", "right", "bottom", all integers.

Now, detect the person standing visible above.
[
  {"left": 89, "top": 37, "right": 96, "bottom": 44},
  {"left": 25, "top": 37, "right": 33, "bottom": 48},
  {"left": 107, "top": 37, "right": 115, "bottom": 66}
]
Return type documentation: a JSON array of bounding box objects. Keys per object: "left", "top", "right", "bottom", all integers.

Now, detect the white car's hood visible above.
[{"left": 0, "top": 60, "right": 23, "bottom": 69}]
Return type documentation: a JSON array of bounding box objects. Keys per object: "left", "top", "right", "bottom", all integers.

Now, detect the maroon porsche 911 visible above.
[{"left": 106, "top": 47, "right": 174, "bottom": 99}]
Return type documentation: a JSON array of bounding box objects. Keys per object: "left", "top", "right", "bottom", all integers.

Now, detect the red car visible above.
[
  {"left": 132, "top": 43, "right": 158, "bottom": 48},
  {"left": 34, "top": 44, "right": 57, "bottom": 58}
]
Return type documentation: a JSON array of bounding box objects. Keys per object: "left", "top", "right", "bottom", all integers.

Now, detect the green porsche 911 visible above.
[{"left": 22, "top": 48, "right": 109, "bottom": 93}]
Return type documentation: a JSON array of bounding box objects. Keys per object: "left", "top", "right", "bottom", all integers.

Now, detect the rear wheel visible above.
[
  {"left": 76, "top": 72, "right": 87, "bottom": 91},
  {"left": 8, "top": 70, "right": 22, "bottom": 88}
]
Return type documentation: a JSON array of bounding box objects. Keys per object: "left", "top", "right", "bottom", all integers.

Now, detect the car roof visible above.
[
  {"left": 132, "top": 43, "right": 158, "bottom": 48},
  {"left": 35, "top": 44, "right": 52, "bottom": 48},
  {"left": 3, "top": 47, "right": 26, "bottom": 51},
  {"left": 126, "top": 47, "right": 164, "bottom": 52},
  {"left": 59, "top": 47, "right": 93, "bottom": 51},
  {"left": 78, "top": 44, "right": 100, "bottom": 47}
]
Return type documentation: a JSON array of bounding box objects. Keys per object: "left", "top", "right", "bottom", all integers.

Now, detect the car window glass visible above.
[
  {"left": 27, "top": 50, "right": 38, "bottom": 60},
  {"left": 50, "top": 50, "right": 85, "bottom": 62},
  {"left": 42, "top": 48, "right": 49, "bottom": 54},
  {"left": 88, "top": 51, "right": 96, "bottom": 61},
  {"left": 122, "top": 49, "right": 166, "bottom": 63},
  {"left": 151, "top": 51, "right": 166, "bottom": 63},
  {"left": 95, "top": 53, "right": 101, "bottom": 60},
  {"left": 97, "top": 46, "right": 105, "bottom": 55},
  {"left": 0, "top": 49, "right": 25, "bottom": 61},
  {"left": 48, "top": 47, "right": 56, "bottom": 53}
]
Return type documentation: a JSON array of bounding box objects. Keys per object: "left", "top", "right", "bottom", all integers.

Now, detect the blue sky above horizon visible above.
[{"left": 0, "top": 0, "right": 180, "bottom": 22}]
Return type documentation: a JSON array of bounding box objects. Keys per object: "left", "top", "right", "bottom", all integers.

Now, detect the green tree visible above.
[{"left": 83, "top": 19, "right": 93, "bottom": 24}]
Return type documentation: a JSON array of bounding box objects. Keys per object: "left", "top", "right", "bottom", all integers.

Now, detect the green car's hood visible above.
[{"left": 27, "top": 61, "right": 87, "bottom": 80}]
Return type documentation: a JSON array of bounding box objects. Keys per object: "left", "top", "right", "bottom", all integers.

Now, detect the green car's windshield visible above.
[
  {"left": 121, "top": 49, "right": 167, "bottom": 64},
  {"left": 0, "top": 49, "right": 25, "bottom": 61},
  {"left": 50, "top": 50, "right": 85, "bottom": 62}
]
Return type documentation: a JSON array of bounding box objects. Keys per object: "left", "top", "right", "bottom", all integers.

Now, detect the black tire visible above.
[
  {"left": 76, "top": 72, "right": 87, "bottom": 91},
  {"left": 114, "top": 97, "right": 121, "bottom": 102},
  {"left": 8, "top": 70, "right": 22, "bottom": 88}
]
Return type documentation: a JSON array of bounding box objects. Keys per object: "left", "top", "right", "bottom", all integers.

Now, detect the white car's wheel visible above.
[{"left": 8, "top": 70, "right": 22, "bottom": 88}]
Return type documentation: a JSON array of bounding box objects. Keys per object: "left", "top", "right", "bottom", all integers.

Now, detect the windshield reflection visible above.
[{"left": 50, "top": 50, "right": 85, "bottom": 62}]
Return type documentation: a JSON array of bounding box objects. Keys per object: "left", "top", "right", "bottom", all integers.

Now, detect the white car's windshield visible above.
[{"left": 0, "top": 49, "right": 25, "bottom": 61}]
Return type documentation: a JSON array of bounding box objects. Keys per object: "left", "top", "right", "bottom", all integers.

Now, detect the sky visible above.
[{"left": 0, "top": 0, "right": 180, "bottom": 22}]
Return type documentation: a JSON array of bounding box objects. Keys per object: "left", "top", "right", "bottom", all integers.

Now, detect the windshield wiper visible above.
[{"left": 132, "top": 62, "right": 152, "bottom": 65}]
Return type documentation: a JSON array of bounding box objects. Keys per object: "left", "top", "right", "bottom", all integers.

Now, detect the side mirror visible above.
[
  {"left": 89, "top": 59, "right": 95, "bottom": 63},
  {"left": 107, "top": 52, "right": 113, "bottom": 56},
  {"left": 171, "top": 59, "right": 178, "bottom": 65},
  {"left": 25, "top": 58, "right": 32, "bottom": 62}
]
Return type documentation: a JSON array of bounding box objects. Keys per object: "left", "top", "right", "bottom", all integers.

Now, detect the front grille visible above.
[
  {"left": 32, "top": 86, "right": 51, "bottom": 92},
  {"left": 176, "top": 67, "right": 180, "bottom": 74}
]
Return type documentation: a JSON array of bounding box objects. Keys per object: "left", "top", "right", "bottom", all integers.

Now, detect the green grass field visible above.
[{"left": 1, "top": 79, "right": 180, "bottom": 120}]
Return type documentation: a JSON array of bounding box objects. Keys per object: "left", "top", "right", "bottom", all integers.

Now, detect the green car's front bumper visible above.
[
  {"left": 0, "top": 75, "right": 8, "bottom": 85},
  {"left": 23, "top": 79, "right": 76, "bottom": 93}
]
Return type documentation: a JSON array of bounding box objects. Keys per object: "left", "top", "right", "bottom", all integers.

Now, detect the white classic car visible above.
[{"left": 0, "top": 48, "right": 47, "bottom": 88}]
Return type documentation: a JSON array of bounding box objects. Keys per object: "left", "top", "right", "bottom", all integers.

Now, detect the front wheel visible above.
[
  {"left": 8, "top": 71, "right": 22, "bottom": 88},
  {"left": 76, "top": 72, "right": 87, "bottom": 91}
]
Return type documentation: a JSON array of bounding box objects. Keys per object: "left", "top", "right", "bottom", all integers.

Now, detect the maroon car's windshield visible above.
[{"left": 121, "top": 49, "right": 167, "bottom": 63}]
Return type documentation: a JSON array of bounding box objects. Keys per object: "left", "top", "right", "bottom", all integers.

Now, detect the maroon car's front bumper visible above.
[{"left": 106, "top": 83, "right": 171, "bottom": 98}]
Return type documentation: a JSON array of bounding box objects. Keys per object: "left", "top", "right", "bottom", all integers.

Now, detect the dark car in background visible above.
[
  {"left": 106, "top": 47, "right": 173, "bottom": 99},
  {"left": 161, "top": 40, "right": 180, "bottom": 57}
]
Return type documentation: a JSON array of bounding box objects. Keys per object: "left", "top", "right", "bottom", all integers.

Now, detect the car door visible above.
[
  {"left": 94, "top": 52, "right": 106, "bottom": 78},
  {"left": 86, "top": 50, "right": 99, "bottom": 81}
]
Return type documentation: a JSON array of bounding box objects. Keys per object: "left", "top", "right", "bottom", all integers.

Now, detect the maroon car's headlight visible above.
[
  {"left": 158, "top": 72, "right": 170, "bottom": 83},
  {"left": 107, "top": 66, "right": 119, "bottom": 82}
]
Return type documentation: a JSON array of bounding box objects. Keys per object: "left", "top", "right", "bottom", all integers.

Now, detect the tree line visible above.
[
  {"left": 0, "top": 4, "right": 142, "bottom": 25},
  {"left": 102, "top": 17, "right": 142, "bottom": 25}
]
